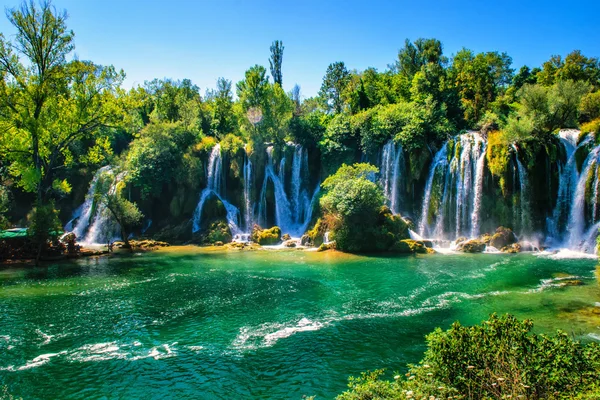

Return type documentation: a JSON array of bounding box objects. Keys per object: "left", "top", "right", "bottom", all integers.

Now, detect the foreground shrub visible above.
[{"left": 338, "top": 314, "right": 600, "bottom": 399}]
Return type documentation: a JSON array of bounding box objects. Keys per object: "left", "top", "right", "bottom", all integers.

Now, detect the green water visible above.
[{"left": 1, "top": 249, "right": 599, "bottom": 399}]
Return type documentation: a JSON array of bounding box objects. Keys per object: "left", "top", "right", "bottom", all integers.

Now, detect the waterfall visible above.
[
  {"left": 257, "top": 144, "right": 318, "bottom": 237},
  {"left": 566, "top": 145, "right": 600, "bottom": 249},
  {"left": 418, "top": 132, "right": 486, "bottom": 239},
  {"left": 83, "top": 170, "right": 126, "bottom": 244},
  {"left": 547, "top": 130, "right": 584, "bottom": 239},
  {"left": 512, "top": 145, "right": 532, "bottom": 235},
  {"left": 65, "top": 166, "right": 113, "bottom": 243},
  {"left": 418, "top": 143, "right": 448, "bottom": 236},
  {"left": 192, "top": 144, "right": 242, "bottom": 234},
  {"left": 471, "top": 147, "right": 487, "bottom": 238},
  {"left": 380, "top": 140, "right": 405, "bottom": 214},
  {"left": 243, "top": 151, "right": 253, "bottom": 232}
]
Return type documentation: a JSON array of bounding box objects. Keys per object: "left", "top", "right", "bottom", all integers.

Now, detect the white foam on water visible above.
[
  {"left": 588, "top": 333, "right": 600, "bottom": 342},
  {"left": 18, "top": 352, "right": 66, "bottom": 370},
  {"left": 188, "top": 346, "right": 204, "bottom": 352},
  {"left": 536, "top": 249, "right": 598, "bottom": 260},
  {"left": 263, "top": 318, "right": 324, "bottom": 346},
  {"left": 526, "top": 275, "right": 587, "bottom": 293}
]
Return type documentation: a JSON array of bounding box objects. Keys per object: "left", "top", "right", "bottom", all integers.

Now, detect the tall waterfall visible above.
[
  {"left": 418, "top": 132, "right": 486, "bottom": 239},
  {"left": 380, "top": 140, "right": 405, "bottom": 214},
  {"left": 243, "top": 151, "right": 253, "bottom": 232},
  {"left": 566, "top": 145, "right": 600, "bottom": 251},
  {"left": 63, "top": 165, "right": 124, "bottom": 244},
  {"left": 192, "top": 144, "right": 242, "bottom": 234},
  {"left": 547, "top": 130, "right": 582, "bottom": 239},
  {"left": 258, "top": 144, "right": 318, "bottom": 237},
  {"left": 512, "top": 145, "right": 532, "bottom": 235}
]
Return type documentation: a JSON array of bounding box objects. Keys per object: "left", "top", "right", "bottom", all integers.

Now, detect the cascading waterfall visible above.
[
  {"left": 418, "top": 132, "right": 486, "bottom": 239},
  {"left": 566, "top": 145, "right": 600, "bottom": 251},
  {"left": 192, "top": 144, "right": 242, "bottom": 234},
  {"left": 67, "top": 166, "right": 112, "bottom": 239},
  {"left": 547, "top": 130, "right": 583, "bottom": 239},
  {"left": 243, "top": 151, "right": 253, "bottom": 232},
  {"left": 258, "top": 144, "right": 318, "bottom": 237},
  {"left": 83, "top": 170, "right": 127, "bottom": 244},
  {"left": 380, "top": 140, "right": 405, "bottom": 214},
  {"left": 512, "top": 145, "right": 532, "bottom": 235}
]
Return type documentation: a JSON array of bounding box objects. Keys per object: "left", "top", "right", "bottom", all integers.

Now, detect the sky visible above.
[{"left": 0, "top": 0, "right": 599, "bottom": 98}]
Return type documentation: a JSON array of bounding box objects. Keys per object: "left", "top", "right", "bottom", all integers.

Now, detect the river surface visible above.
[{"left": 1, "top": 248, "right": 599, "bottom": 399}]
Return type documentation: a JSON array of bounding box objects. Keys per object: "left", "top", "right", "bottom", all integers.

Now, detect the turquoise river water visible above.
[{"left": 1, "top": 248, "right": 599, "bottom": 399}]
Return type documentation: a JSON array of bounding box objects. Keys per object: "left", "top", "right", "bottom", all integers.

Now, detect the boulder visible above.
[
  {"left": 501, "top": 243, "right": 521, "bottom": 253},
  {"left": 478, "top": 233, "right": 492, "bottom": 245},
  {"left": 317, "top": 241, "right": 336, "bottom": 252},
  {"left": 392, "top": 239, "right": 431, "bottom": 254},
  {"left": 282, "top": 233, "right": 291, "bottom": 241},
  {"left": 456, "top": 239, "right": 486, "bottom": 253},
  {"left": 283, "top": 240, "right": 297, "bottom": 248},
  {"left": 490, "top": 227, "right": 517, "bottom": 249},
  {"left": 300, "top": 234, "right": 311, "bottom": 247},
  {"left": 455, "top": 237, "right": 468, "bottom": 245}
]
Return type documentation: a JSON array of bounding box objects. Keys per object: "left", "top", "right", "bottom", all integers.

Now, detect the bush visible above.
[
  {"left": 27, "top": 201, "right": 62, "bottom": 253},
  {"left": 319, "top": 164, "right": 410, "bottom": 252},
  {"left": 251, "top": 225, "right": 282, "bottom": 245},
  {"left": 337, "top": 314, "right": 600, "bottom": 400}
]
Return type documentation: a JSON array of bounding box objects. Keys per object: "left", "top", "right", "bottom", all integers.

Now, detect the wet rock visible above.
[
  {"left": 501, "top": 243, "right": 521, "bottom": 253},
  {"left": 392, "top": 239, "right": 432, "bottom": 254},
  {"left": 456, "top": 239, "right": 486, "bottom": 253},
  {"left": 455, "top": 237, "right": 467, "bottom": 245},
  {"left": 283, "top": 240, "right": 297, "bottom": 248},
  {"left": 300, "top": 234, "right": 311, "bottom": 247},
  {"left": 490, "top": 227, "right": 517, "bottom": 249},
  {"left": 478, "top": 233, "right": 492, "bottom": 245},
  {"left": 282, "top": 233, "right": 291, "bottom": 241},
  {"left": 317, "top": 241, "right": 336, "bottom": 252}
]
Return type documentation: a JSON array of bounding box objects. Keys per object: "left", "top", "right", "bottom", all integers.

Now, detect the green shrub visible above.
[{"left": 337, "top": 314, "right": 600, "bottom": 400}]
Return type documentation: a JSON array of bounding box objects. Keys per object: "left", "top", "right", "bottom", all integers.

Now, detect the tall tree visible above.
[
  {"left": 210, "top": 77, "right": 234, "bottom": 137},
  {"left": 319, "top": 61, "right": 350, "bottom": 114},
  {"left": 269, "top": 40, "right": 284, "bottom": 86},
  {"left": 0, "top": 1, "right": 126, "bottom": 203}
]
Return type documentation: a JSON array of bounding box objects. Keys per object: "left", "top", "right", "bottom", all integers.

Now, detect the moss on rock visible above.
[
  {"left": 251, "top": 225, "right": 282, "bottom": 245},
  {"left": 456, "top": 239, "right": 486, "bottom": 253},
  {"left": 490, "top": 226, "right": 517, "bottom": 249}
]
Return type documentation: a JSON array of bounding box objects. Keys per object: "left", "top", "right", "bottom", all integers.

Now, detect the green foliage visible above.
[
  {"left": 537, "top": 50, "right": 600, "bottom": 87},
  {"left": 269, "top": 40, "right": 284, "bottom": 86},
  {"left": 251, "top": 225, "right": 282, "bottom": 245},
  {"left": 450, "top": 48, "right": 514, "bottom": 126},
  {"left": 580, "top": 91, "right": 600, "bottom": 122},
  {"left": 338, "top": 314, "right": 600, "bottom": 400},
  {"left": 27, "top": 200, "right": 61, "bottom": 249},
  {"left": 320, "top": 164, "right": 410, "bottom": 252},
  {"left": 0, "top": 185, "right": 10, "bottom": 229},
  {"left": 0, "top": 2, "right": 127, "bottom": 201},
  {"left": 125, "top": 121, "right": 198, "bottom": 198},
  {"left": 205, "top": 220, "right": 232, "bottom": 244},
  {"left": 320, "top": 61, "right": 351, "bottom": 113}
]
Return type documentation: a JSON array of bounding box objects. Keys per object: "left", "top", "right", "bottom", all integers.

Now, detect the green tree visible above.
[
  {"left": 395, "top": 38, "right": 446, "bottom": 80},
  {"left": 319, "top": 61, "right": 350, "bottom": 114},
  {"left": 208, "top": 77, "right": 235, "bottom": 138},
  {"left": 450, "top": 49, "right": 513, "bottom": 126},
  {"left": 269, "top": 40, "right": 284, "bottom": 86},
  {"left": 538, "top": 50, "right": 600, "bottom": 87},
  {"left": 0, "top": 1, "right": 127, "bottom": 203}
]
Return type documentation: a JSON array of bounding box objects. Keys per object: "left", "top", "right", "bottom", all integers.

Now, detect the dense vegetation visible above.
[
  {"left": 337, "top": 314, "right": 600, "bottom": 399},
  {"left": 1, "top": 1, "right": 600, "bottom": 254}
]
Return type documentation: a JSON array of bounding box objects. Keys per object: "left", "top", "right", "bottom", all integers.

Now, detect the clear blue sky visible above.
[{"left": 1, "top": 0, "right": 599, "bottom": 98}]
